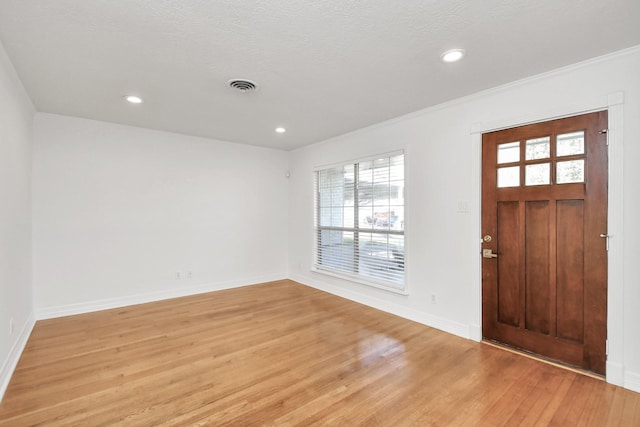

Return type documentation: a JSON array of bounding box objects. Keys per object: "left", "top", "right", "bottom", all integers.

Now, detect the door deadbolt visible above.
[{"left": 483, "top": 235, "right": 492, "bottom": 243}]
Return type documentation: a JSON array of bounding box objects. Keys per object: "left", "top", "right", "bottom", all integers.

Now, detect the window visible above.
[
  {"left": 496, "top": 131, "right": 586, "bottom": 188},
  {"left": 314, "top": 152, "right": 405, "bottom": 292}
]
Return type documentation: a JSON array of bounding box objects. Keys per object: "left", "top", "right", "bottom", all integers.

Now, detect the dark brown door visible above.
[{"left": 482, "top": 111, "right": 608, "bottom": 374}]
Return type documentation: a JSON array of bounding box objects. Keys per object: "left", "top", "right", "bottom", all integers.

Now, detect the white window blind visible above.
[{"left": 314, "top": 152, "right": 405, "bottom": 291}]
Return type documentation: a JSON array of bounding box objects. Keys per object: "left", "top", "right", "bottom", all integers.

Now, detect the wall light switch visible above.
[{"left": 457, "top": 201, "right": 469, "bottom": 213}]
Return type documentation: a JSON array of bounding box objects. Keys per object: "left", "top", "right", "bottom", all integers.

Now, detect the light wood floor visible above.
[{"left": 1, "top": 280, "right": 638, "bottom": 426}]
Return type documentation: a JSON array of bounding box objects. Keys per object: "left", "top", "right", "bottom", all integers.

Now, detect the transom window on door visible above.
[
  {"left": 313, "top": 152, "right": 405, "bottom": 292},
  {"left": 496, "top": 131, "right": 586, "bottom": 188}
]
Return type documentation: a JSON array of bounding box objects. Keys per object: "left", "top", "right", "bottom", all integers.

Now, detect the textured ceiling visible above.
[{"left": 0, "top": 0, "right": 639, "bottom": 150}]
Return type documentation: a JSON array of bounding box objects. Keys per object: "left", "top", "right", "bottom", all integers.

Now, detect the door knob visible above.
[{"left": 482, "top": 249, "right": 498, "bottom": 259}]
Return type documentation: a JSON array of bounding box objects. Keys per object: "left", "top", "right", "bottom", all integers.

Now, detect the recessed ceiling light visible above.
[
  {"left": 124, "top": 95, "right": 143, "bottom": 104},
  {"left": 440, "top": 49, "right": 465, "bottom": 63},
  {"left": 275, "top": 127, "right": 286, "bottom": 133}
]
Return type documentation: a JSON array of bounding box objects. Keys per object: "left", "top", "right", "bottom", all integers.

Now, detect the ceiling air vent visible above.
[{"left": 227, "top": 79, "right": 257, "bottom": 93}]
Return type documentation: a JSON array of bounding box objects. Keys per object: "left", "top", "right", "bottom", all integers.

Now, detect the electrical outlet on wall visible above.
[
  {"left": 431, "top": 294, "right": 437, "bottom": 304},
  {"left": 9, "top": 317, "right": 14, "bottom": 335},
  {"left": 175, "top": 271, "right": 182, "bottom": 280}
]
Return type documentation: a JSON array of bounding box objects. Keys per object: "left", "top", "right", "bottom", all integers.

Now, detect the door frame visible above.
[{"left": 469, "top": 92, "right": 624, "bottom": 386}]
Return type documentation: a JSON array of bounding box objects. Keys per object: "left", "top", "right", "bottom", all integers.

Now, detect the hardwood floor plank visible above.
[{"left": 0, "top": 280, "right": 638, "bottom": 426}]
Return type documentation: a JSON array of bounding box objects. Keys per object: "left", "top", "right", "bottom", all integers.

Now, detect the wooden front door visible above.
[{"left": 481, "top": 111, "right": 608, "bottom": 374}]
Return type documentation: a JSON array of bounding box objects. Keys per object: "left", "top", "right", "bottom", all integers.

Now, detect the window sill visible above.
[{"left": 311, "top": 266, "right": 409, "bottom": 296}]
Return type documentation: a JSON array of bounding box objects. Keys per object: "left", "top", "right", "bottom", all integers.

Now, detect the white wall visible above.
[
  {"left": 289, "top": 46, "right": 640, "bottom": 391},
  {"left": 0, "top": 40, "right": 35, "bottom": 399},
  {"left": 33, "top": 114, "right": 289, "bottom": 316}
]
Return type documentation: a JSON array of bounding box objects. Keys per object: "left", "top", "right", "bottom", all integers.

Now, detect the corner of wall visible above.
[{"left": 0, "top": 313, "right": 36, "bottom": 402}]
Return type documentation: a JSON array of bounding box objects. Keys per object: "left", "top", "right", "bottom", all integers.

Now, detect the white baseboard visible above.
[
  {"left": 606, "top": 360, "right": 625, "bottom": 387},
  {"left": 290, "top": 273, "right": 469, "bottom": 339},
  {"left": 35, "top": 274, "right": 286, "bottom": 320},
  {"left": 18, "top": 273, "right": 640, "bottom": 398},
  {"left": 624, "top": 370, "right": 640, "bottom": 394},
  {"left": 469, "top": 324, "right": 482, "bottom": 342},
  {"left": 0, "top": 312, "right": 35, "bottom": 402}
]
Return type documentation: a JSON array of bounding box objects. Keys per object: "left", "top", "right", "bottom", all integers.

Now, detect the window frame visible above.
[{"left": 312, "top": 151, "right": 407, "bottom": 294}]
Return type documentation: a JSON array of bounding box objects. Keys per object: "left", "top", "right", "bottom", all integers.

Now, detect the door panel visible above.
[
  {"left": 556, "top": 200, "right": 585, "bottom": 343},
  {"left": 496, "top": 201, "right": 520, "bottom": 327},
  {"left": 482, "top": 111, "right": 608, "bottom": 374},
  {"left": 525, "top": 200, "right": 550, "bottom": 335}
]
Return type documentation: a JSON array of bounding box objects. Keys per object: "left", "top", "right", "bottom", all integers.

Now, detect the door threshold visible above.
[{"left": 482, "top": 340, "right": 605, "bottom": 381}]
